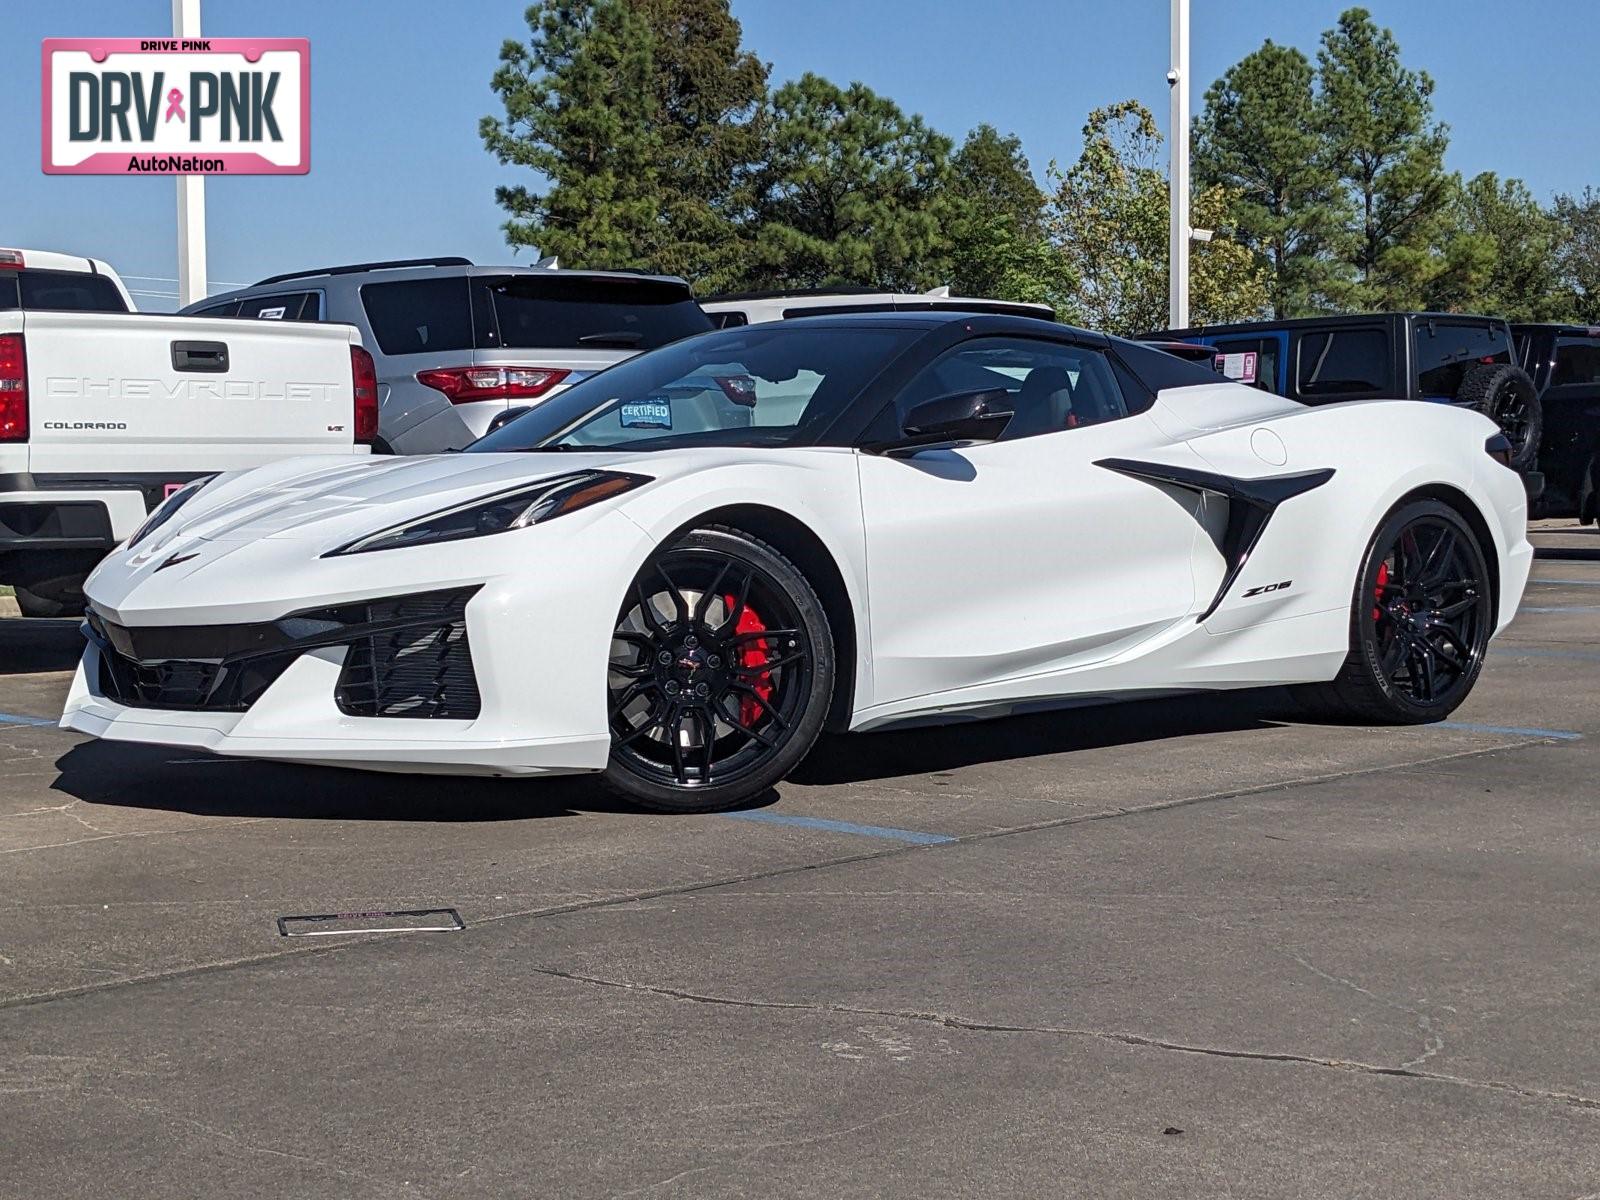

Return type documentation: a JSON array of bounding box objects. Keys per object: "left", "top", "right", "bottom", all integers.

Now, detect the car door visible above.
[{"left": 855, "top": 335, "right": 1204, "bottom": 712}]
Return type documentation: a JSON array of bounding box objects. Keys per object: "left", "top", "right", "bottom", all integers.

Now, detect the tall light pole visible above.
[
  {"left": 1168, "top": 0, "right": 1190, "bottom": 329},
  {"left": 173, "top": 0, "right": 207, "bottom": 306}
]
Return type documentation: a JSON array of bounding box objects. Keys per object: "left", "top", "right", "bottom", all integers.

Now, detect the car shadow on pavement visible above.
[
  {"left": 791, "top": 689, "right": 1297, "bottom": 786},
  {"left": 48, "top": 740, "right": 662, "bottom": 822},
  {"left": 47, "top": 690, "right": 1292, "bottom": 821},
  {"left": 0, "top": 617, "right": 84, "bottom": 675}
]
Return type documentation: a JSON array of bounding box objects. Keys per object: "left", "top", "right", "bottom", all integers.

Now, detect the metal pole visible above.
[
  {"left": 173, "top": 0, "right": 207, "bottom": 308},
  {"left": 1168, "top": 0, "right": 1190, "bottom": 329}
]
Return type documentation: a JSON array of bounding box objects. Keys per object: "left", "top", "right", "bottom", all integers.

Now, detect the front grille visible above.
[
  {"left": 334, "top": 591, "right": 481, "bottom": 719},
  {"left": 88, "top": 586, "right": 481, "bottom": 718}
]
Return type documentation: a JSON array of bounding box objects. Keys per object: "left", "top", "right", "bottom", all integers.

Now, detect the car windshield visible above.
[{"left": 467, "top": 324, "right": 919, "bottom": 452}]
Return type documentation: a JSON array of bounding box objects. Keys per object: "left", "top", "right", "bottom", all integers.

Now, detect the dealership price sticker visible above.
[{"left": 42, "top": 38, "right": 309, "bottom": 175}]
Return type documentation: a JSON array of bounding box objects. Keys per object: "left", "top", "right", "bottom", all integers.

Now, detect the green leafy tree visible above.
[
  {"left": 481, "top": 0, "right": 663, "bottom": 268},
  {"left": 744, "top": 73, "right": 954, "bottom": 290},
  {"left": 1316, "top": 7, "right": 1452, "bottom": 308},
  {"left": 1552, "top": 188, "right": 1600, "bottom": 322},
  {"left": 1193, "top": 40, "right": 1348, "bottom": 316},
  {"left": 1426, "top": 173, "right": 1566, "bottom": 320},
  {"left": 1046, "top": 101, "right": 1266, "bottom": 335},
  {"left": 629, "top": 0, "right": 768, "bottom": 288},
  {"left": 945, "top": 125, "right": 1074, "bottom": 312},
  {"left": 481, "top": 0, "right": 766, "bottom": 284}
]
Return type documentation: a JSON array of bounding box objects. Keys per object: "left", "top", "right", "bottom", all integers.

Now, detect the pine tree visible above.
[
  {"left": 1316, "top": 7, "right": 1452, "bottom": 308},
  {"left": 481, "top": 0, "right": 766, "bottom": 283},
  {"left": 481, "top": 0, "right": 663, "bottom": 269},
  {"left": 945, "top": 125, "right": 1074, "bottom": 312},
  {"left": 1193, "top": 40, "right": 1348, "bottom": 317},
  {"left": 745, "top": 74, "right": 954, "bottom": 290}
]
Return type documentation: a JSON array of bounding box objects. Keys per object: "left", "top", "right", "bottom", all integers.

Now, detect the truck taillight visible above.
[
  {"left": 415, "top": 365, "right": 571, "bottom": 404},
  {"left": 0, "top": 250, "right": 23, "bottom": 270},
  {"left": 0, "top": 334, "right": 27, "bottom": 441},
  {"left": 351, "top": 345, "right": 379, "bottom": 445}
]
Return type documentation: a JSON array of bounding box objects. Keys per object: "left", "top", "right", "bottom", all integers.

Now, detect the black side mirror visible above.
[{"left": 866, "top": 387, "right": 1013, "bottom": 455}]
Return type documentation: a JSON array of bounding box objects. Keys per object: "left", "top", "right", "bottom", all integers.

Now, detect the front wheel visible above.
[
  {"left": 601, "top": 527, "right": 834, "bottom": 813},
  {"left": 1294, "top": 500, "right": 1493, "bottom": 724}
]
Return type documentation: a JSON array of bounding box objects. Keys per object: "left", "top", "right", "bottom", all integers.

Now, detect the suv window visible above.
[
  {"left": 1552, "top": 336, "right": 1600, "bottom": 387},
  {"left": 360, "top": 277, "right": 474, "bottom": 356},
  {"left": 1296, "top": 327, "right": 1389, "bottom": 397},
  {"left": 191, "top": 299, "right": 241, "bottom": 318},
  {"left": 0, "top": 269, "right": 127, "bottom": 313},
  {"left": 481, "top": 275, "right": 710, "bottom": 351},
  {"left": 895, "top": 337, "right": 1129, "bottom": 442},
  {"left": 1212, "top": 336, "right": 1280, "bottom": 393},
  {"left": 1413, "top": 321, "right": 1510, "bottom": 397},
  {"left": 237, "top": 291, "right": 321, "bottom": 321}
]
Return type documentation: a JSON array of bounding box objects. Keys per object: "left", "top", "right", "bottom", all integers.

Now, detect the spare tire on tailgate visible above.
[{"left": 1456, "top": 363, "right": 1541, "bottom": 471}]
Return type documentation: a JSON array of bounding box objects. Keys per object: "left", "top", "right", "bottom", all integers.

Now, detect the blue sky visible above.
[{"left": 4, "top": 1, "right": 1592, "bottom": 309}]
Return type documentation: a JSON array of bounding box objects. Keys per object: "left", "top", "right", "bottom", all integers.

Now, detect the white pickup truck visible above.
[{"left": 0, "top": 248, "right": 375, "bottom": 616}]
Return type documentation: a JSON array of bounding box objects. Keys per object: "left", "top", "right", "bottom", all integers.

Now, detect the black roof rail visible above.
[
  {"left": 701, "top": 286, "right": 883, "bottom": 303},
  {"left": 251, "top": 257, "right": 475, "bottom": 287}
]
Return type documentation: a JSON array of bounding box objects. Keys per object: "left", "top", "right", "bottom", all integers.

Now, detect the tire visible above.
[
  {"left": 1293, "top": 499, "right": 1493, "bottom": 724},
  {"left": 600, "top": 526, "right": 835, "bottom": 813},
  {"left": 14, "top": 577, "right": 88, "bottom": 619},
  {"left": 1456, "top": 363, "right": 1542, "bottom": 472}
]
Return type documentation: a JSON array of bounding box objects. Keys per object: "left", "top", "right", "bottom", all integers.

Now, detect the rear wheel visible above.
[
  {"left": 1294, "top": 500, "right": 1493, "bottom": 723},
  {"left": 600, "top": 527, "right": 834, "bottom": 813}
]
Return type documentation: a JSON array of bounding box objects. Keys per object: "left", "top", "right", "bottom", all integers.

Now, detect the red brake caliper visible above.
[
  {"left": 725, "top": 595, "right": 772, "bottom": 727},
  {"left": 1373, "top": 561, "right": 1389, "bottom": 622}
]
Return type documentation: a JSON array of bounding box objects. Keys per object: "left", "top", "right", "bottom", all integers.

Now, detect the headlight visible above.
[
  {"left": 325, "top": 470, "right": 651, "bottom": 556},
  {"left": 127, "top": 475, "right": 217, "bottom": 550}
]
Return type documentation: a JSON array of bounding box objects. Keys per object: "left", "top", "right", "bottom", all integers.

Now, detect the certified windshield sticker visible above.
[{"left": 619, "top": 400, "right": 672, "bottom": 430}]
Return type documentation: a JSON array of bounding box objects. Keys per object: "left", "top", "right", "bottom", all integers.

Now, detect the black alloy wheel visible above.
[
  {"left": 1295, "top": 500, "right": 1493, "bottom": 723},
  {"left": 601, "top": 527, "right": 834, "bottom": 812}
]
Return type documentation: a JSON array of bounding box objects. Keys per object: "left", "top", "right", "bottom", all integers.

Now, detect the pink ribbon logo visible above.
[{"left": 164, "top": 88, "right": 185, "bottom": 123}]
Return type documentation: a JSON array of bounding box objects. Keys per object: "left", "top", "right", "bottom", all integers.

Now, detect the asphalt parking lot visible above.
[{"left": 3, "top": 524, "right": 1599, "bottom": 1199}]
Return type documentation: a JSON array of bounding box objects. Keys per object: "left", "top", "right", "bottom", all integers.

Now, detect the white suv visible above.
[{"left": 701, "top": 287, "right": 1056, "bottom": 328}]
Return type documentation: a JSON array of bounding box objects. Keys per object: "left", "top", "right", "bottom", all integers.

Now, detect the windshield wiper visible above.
[{"left": 577, "top": 331, "right": 644, "bottom": 347}]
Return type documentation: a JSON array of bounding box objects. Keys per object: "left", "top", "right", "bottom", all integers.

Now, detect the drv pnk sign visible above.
[{"left": 42, "top": 38, "right": 309, "bottom": 175}]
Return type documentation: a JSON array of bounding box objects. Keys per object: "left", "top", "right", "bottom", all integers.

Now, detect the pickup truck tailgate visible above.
[{"left": 17, "top": 311, "right": 364, "bottom": 475}]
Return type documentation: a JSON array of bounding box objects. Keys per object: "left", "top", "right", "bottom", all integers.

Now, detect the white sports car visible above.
[{"left": 63, "top": 313, "right": 1532, "bottom": 812}]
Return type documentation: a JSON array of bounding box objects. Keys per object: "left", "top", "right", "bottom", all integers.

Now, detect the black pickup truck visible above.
[
  {"left": 1144, "top": 312, "right": 1546, "bottom": 496},
  {"left": 1513, "top": 324, "right": 1600, "bottom": 521}
]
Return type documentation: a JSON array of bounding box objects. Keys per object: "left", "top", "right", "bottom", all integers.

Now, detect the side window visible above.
[
  {"left": 237, "top": 291, "right": 320, "bottom": 321},
  {"left": 1552, "top": 337, "right": 1600, "bottom": 387},
  {"left": 360, "top": 278, "right": 473, "bottom": 355},
  {"left": 1413, "top": 321, "right": 1509, "bottom": 397},
  {"left": 895, "top": 338, "right": 1130, "bottom": 442},
  {"left": 190, "top": 299, "right": 241, "bottom": 317},
  {"left": 709, "top": 310, "right": 748, "bottom": 329},
  {"left": 1211, "top": 336, "right": 1281, "bottom": 394},
  {"left": 1296, "top": 327, "right": 1389, "bottom": 397}
]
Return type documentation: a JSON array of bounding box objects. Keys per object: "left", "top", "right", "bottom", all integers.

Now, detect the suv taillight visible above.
[
  {"left": 0, "top": 250, "right": 24, "bottom": 270},
  {"left": 351, "top": 345, "right": 378, "bottom": 445},
  {"left": 0, "top": 334, "right": 27, "bottom": 441},
  {"left": 415, "top": 365, "right": 571, "bottom": 404}
]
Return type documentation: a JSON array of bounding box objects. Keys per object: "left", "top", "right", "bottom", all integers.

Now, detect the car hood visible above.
[{"left": 155, "top": 449, "right": 782, "bottom": 548}]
